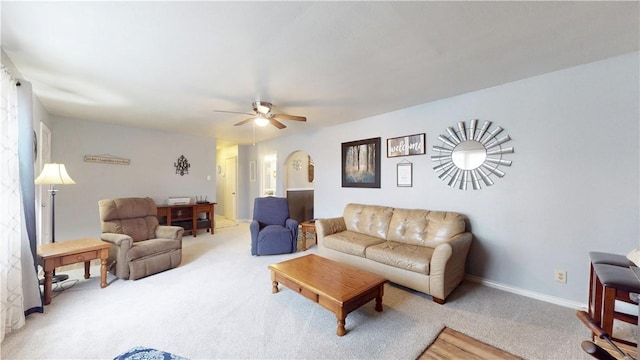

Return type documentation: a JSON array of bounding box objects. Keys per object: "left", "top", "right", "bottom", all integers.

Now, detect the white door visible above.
[
  {"left": 36, "top": 122, "right": 52, "bottom": 245},
  {"left": 224, "top": 157, "right": 237, "bottom": 220}
]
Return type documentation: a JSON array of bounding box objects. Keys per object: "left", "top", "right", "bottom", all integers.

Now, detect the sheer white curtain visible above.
[{"left": 0, "top": 65, "right": 27, "bottom": 341}]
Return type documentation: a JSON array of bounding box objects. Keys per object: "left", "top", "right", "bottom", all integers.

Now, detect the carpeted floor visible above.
[
  {"left": 214, "top": 215, "right": 238, "bottom": 229},
  {"left": 1, "top": 223, "right": 629, "bottom": 359}
]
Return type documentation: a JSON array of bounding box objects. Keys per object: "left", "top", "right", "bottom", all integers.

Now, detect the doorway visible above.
[{"left": 224, "top": 156, "right": 237, "bottom": 220}]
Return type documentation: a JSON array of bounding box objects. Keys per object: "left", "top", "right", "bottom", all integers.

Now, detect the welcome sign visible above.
[{"left": 387, "top": 133, "right": 426, "bottom": 157}]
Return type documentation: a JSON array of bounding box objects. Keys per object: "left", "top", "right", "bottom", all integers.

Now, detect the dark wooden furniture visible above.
[
  {"left": 157, "top": 203, "right": 215, "bottom": 237},
  {"left": 287, "top": 189, "right": 314, "bottom": 222},
  {"left": 37, "top": 238, "right": 111, "bottom": 305},
  {"left": 300, "top": 220, "right": 316, "bottom": 251},
  {"left": 268, "top": 254, "right": 385, "bottom": 336}
]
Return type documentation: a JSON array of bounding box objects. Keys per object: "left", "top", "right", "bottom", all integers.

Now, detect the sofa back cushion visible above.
[
  {"left": 387, "top": 209, "right": 466, "bottom": 247},
  {"left": 99, "top": 197, "right": 159, "bottom": 242},
  {"left": 343, "top": 203, "right": 394, "bottom": 240}
]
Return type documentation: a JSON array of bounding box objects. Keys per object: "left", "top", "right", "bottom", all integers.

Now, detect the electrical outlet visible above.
[{"left": 554, "top": 269, "right": 567, "bottom": 283}]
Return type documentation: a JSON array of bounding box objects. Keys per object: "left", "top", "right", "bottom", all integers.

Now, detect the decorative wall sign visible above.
[
  {"left": 342, "top": 137, "right": 381, "bottom": 188},
  {"left": 396, "top": 160, "right": 413, "bottom": 187},
  {"left": 432, "top": 119, "right": 514, "bottom": 190},
  {"left": 84, "top": 155, "right": 130, "bottom": 165},
  {"left": 387, "top": 133, "right": 425, "bottom": 157},
  {"left": 174, "top": 155, "right": 190, "bottom": 176}
]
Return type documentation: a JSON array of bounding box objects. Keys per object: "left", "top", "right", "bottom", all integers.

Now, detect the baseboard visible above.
[{"left": 465, "top": 274, "right": 586, "bottom": 310}]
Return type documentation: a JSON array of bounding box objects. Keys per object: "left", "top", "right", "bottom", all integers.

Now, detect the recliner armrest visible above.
[
  {"left": 155, "top": 225, "right": 184, "bottom": 240},
  {"left": 101, "top": 233, "right": 133, "bottom": 248},
  {"left": 285, "top": 218, "right": 299, "bottom": 231}
]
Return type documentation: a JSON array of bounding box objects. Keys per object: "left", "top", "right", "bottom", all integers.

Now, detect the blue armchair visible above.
[{"left": 251, "top": 197, "right": 299, "bottom": 255}]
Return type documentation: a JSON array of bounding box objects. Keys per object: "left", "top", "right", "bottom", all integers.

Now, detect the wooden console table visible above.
[
  {"left": 37, "top": 238, "right": 111, "bottom": 305},
  {"left": 157, "top": 203, "right": 215, "bottom": 237}
]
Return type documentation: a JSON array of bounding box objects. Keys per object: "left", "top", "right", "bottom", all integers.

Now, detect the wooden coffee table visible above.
[
  {"left": 37, "top": 238, "right": 111, "bottom": 305},
  {"left": 268, "top": 254, "right": 385, "bottom": 336}
]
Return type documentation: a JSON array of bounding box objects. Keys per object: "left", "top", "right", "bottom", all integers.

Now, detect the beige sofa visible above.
[{"left": 317, "top": 203, "right": 472, "bottom": 304}]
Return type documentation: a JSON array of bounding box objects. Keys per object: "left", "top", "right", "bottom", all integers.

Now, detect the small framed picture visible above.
[
  {"left": 387, "top": 133, "right": 426, "bottom": 157},
  {"left": 397, "top": 161, "right": 413, "bottom": 187}
]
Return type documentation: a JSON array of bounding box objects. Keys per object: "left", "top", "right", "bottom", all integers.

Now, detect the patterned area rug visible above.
[
  {"left": 114, "top": 346, "right": 188, "bottom": 360},
  {"left": 417, "top": 327, "right": 522, "bottom": 360}
]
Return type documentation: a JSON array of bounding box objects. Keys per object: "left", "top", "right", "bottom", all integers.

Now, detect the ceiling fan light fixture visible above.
[
  {"left": 252, "top": 101, "right": 272, "bottom": 114},
  {"left": 254, "top": 115, "right": 269, "bottom": 127}
]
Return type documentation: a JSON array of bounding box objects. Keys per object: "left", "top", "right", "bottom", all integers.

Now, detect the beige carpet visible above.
[
  {"left": 1, "top": 223, "right": 621, "bottom": 359},
  {"left": 214, "top": 215, "right": 238, "bottom": 229}
]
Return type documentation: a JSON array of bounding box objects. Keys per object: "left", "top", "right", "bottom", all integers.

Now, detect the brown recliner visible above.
[{"left": 98, "top": 197, "right": 184, "bottom": 280}]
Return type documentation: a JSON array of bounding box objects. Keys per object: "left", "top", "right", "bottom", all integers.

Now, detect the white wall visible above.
[
  {"left": 51, "top": 116, "right": 217, "bottom": 240},
  {"left": 256, "top": 52, "right": 640, "bottom": 304}
]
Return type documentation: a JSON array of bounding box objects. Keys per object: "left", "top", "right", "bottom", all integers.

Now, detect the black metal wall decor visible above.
[{"left": 174, "top": 155, "right": 190, "bottom": 176}]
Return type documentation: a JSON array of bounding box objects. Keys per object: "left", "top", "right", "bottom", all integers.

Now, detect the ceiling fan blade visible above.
[
  {"left": 214, "top": 110, "right": 255, "bottom": 116},
  {"left": 273, "top": 114, "right": 306, "bottom": 122},
  {"left": 234, "top": 117, "right": 255, "bottom": 126},
  {"left": 270, "top": 119, "right": 287, "bottom": 129}
]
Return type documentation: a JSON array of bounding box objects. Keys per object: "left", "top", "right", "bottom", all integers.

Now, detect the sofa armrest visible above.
[
  {"left": 101, "top": 233, "right": 133, "bottom": 248},
  {"left": 429, "top": 232, "right": 473, "bottom": 302},
  {"left": 316, "top": 217, "right": 346, "bottom": 247},
  {"left": 155, "top": 225, "right": 184, "bottom": 241}
]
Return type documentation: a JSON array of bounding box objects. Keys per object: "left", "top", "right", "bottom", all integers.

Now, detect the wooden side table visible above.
[
  {"left": 300, "top": 220, "right": 316, "bottom": 251},
  {"left": 37, "top": 238, "right": 111, "bottom": 305}
]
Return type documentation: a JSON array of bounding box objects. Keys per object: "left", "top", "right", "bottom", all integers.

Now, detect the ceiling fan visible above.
[{"left": 214, "top": 101, "right": 306, "bottom": 129}]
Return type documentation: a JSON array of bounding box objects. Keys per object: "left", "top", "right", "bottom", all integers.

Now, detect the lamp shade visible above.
[{"left": 34, "top": 163, "right": 76, "bottom": 185}]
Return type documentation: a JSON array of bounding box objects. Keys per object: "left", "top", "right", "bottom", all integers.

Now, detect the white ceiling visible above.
[{"left": 2, "top": 1, "right": 638, "bottom": 148}]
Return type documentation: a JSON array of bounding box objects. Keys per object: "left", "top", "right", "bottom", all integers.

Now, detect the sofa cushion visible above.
[
  {"left": 387, "top": 209, "right": 466, "bottom": 247},
  {"left": 365, "top": 241, "right": 434, "bottom": 275},
  {"left": 323, "top": 230, "right": 386, "bottom": 257},
  {"left": 127, "top": 238, "right": 181, "bottom": 261},
  {"left": 343, "top": 203, "right": 394, "bottom": 239}
]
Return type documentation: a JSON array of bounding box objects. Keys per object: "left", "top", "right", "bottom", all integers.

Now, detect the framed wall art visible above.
[
  {"left": 341, "top": 137, "right": 381, "bottom": 188},
  {"left": 387, "top": 133, "right": 426, "bottom": 157},
  {"left": 397, "top": 160, "right": 413, "bottom": 187}
]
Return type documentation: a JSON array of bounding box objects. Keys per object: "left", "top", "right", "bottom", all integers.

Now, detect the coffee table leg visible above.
[
  {"left": 375, "top": 296, "right": 383, "bottom": 312},
  {"left": 302, "top": 231, "right": 307, "bottom": 251},
  {"left": 272, "top": 281, "right": 279, "bottom": 294},
  {"left": 337, "top": 317, "right": 346, "bottom": 336},
  {"left": 375, "top": 284, "right": 384, "bottom": 312}
]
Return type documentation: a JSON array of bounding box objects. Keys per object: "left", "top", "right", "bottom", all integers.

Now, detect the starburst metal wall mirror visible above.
[{"left": 431, "top": 119, "right": 514, "bottom": 190}]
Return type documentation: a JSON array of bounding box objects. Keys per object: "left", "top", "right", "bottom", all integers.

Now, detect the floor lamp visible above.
[{"left": 35, "top": 163, "right": 76, "bottom": 283}]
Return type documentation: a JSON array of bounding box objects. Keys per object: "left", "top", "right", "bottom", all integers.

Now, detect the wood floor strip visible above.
[{"left": 418, "top": 327, "right": 523, "bottom": 360}]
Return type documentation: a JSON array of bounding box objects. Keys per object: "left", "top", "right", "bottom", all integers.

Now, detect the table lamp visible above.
[{"left": 35, "top": 163, "right": 76, "bottom": 283}]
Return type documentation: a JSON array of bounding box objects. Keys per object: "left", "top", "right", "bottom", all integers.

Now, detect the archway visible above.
[{"left": 284, "top": 150, "right": 314, "bottom": 222}]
